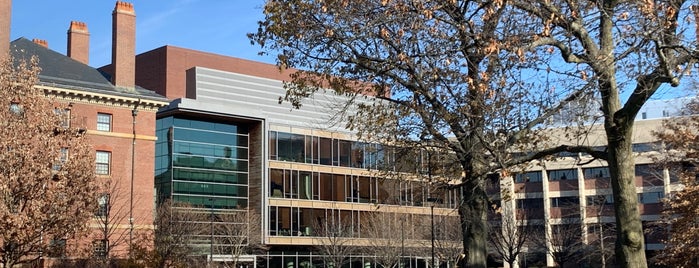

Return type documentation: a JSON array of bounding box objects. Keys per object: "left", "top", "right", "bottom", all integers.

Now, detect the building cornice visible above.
[{"left": 38, "top": 84, "right": 170, "bottom": 111}]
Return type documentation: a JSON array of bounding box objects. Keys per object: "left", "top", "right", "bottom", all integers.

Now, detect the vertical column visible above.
[{"left": 541, "top": 168, "right": 555, "bottom": 267}]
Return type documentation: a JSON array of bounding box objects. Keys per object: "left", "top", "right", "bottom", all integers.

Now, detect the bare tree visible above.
[
  {"left": 432, "top": 214, "right": 463, "bottom": 268},
  {"left": 584, "top": 195, "right": 616, "bottom": 268},
  {"left": 0, "top": 56, "right": 101, "bottom": 267},
  {"left": 87, "top": 178, "right": 137, "bottom": 267},
  {"left": 312, "top": 210, "right": 355, "bottom": 268},
  {"left": 530, "top": 221, "right": 585, "bottom": 268},
  {"left": 214, "top": 209, "right": 266, "bottom": 268},
  {"left": 132, "top": 200, "right": 204, "bottom": 268},
  {"left": 362, "top": 211, "right": 408, "bottom": 268},
  {"left": 488, "top": 209, "right": 533, "bottom": 268}
]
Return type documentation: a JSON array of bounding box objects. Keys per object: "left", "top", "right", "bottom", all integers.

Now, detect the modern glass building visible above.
[
  {"left": 155, "top": 116, "right": 250, "bottom": 209},
  {"left": 155, "top": 108, "right": 265, "bottom": 256},
  {"left": 143, "top": 60, "right": 464, "bottom": 267}
]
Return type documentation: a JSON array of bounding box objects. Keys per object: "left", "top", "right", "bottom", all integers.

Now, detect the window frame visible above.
[
  {"left": 95, "top": 194, "right": 110, "bottom": 217},
  {"left": 95, "top": 151, "right": 111, "bottom": 175},
  {"left": 54, "top": 108, "right": 71, "bottom": 129},
  {"left": 92, "top": 239, "right": 108, "bottom": 258},
  {"left": 96, "top": 113, "right": 112, "bottom": 132}
]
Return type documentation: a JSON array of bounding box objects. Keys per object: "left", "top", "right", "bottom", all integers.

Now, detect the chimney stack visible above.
[
  {"left": 0, "top": 0, "right": 11, "bottom": 60},
  {"left": 67, "top": 21, "right": 89, "bottom": 65},
  {"left": 111, "top": 1, "right": 135, "bottom": 89},
  {"left": 32, "top": 39, "right": 48, "bottom": 48}
]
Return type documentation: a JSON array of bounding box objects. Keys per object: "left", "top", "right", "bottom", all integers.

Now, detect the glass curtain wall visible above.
[
  {"left": 155, "top": 116, "right": 251, "bottom": 254},
  {"left": 156, "top": 116, "right": 250, "bottom": 209}
]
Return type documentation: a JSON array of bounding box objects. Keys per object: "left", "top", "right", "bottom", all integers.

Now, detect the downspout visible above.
[{"left": 130, "top": 99, "right": 140, "bottom": 258}]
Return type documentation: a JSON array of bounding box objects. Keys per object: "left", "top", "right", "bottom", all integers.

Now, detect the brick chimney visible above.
[
  {"left": 67, "top": 21, "right": 89, "bottom": 65},
  {"left": 111, "top": 1, "right": 135, "bottom": 89},
  {"left": 0, "top": 0, "right": 10, "bottom": 60},
  {"left": 32, "top": 39, "right": 48, "bottom": 48}
]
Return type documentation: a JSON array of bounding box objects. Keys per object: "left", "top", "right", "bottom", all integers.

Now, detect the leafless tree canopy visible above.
[
  {"left": 313, "top": 210, "right": 355, "bottom": 268},
  {"left": 362, "top": 211, "right": 414, "bottom": 268},
  {"left": 132, "top": 200, "right": 204, "bottom": 268},
  {"left": 214, "top": 210, "right": 266, "bottom": 268},
  {"left": 87, "top": 178, "right": 137, "bottom": 267},
  {"left": 488, "top": 209, "right": 534, "bottom": 268}
]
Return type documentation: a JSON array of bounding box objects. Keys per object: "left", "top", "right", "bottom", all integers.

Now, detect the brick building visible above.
[{"left": 2, "top": 0, "right": 169, "bottom": 263}]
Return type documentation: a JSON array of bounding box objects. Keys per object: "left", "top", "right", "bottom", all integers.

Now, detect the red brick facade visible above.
[{"left": 134, "top": 46, "right": 295, "bottom": 99}]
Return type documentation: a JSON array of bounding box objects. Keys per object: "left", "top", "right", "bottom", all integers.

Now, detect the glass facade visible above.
[
  {"left": 269, "top": 168, "right": 460, "bottom": 208},
  {"left": 155, "top": 116, "right": 249, "bottom": 210},
  {"left": 269, "top": 131, "right": 393, "bottom": 170}
]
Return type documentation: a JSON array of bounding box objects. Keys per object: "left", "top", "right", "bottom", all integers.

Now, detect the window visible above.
[
  {"left": 547, "top": 169, "right": 577, "bottom": 181},
  {"left": 586, "top": 194, "right": 613, "bottom": 206},
  {"left": 515, "top": 171, "right": 543, "bottom": 183},
  {"left": 48, "top": 239, "right": 66, "bottom": 257},
  {"left": 54, "top": 108, "right": 70, "bottom": 128},
  {"left": 96, "top": 113, "right": 112, "bottom": 131},
  {"left": 95, "top": 151, "right": 111, "bottom": 175},
  {"left": 269, "top": 131, "right": 278, "bottom": 160},
  {"left": 638, "top": 192, "right": 663, "bottom": 204},
  {"left": 92, "top": 239, "right": 108, "bottom": 257},
  {"left": 53, "top": 148, "right": 69, "bottom": 171},
  {"left": 516, "top": 198, "right": 544, "bottom": 209},
  {"left": 96, "top": 194, "right": 110, "bottom": 217},
  {"left": 550, "top": 196, "right": 579, "bottom": 207},
  {"left": 583, "top": 167, "right": 610, "bottom": 179}
]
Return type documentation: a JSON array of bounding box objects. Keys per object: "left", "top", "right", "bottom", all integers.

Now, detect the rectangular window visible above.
[
  {"left": 586, "top": 194, "right": 613, "bottom": 206},
  {"left": 269, "top": 131, "right": 278, "bottom": 160},
  {"left": 638, "top": 192, "right": 664, "bottom": 204},
  {"left": 96, "top": 194, "right": 110, "bottom": 217},
  {"left": 54, "top": 108, "right": 70, "bottom": 128},
  {"left": 92, "top": 239, "right": 108, "bottom": 257},
  {"left": 515, "top": 171, "right": 543, "bottom": 183},
  {"left": 53, "top": 148, "right": 69, "bottom": 171},
  {"left": 548, "top": 169, "right": 577, "bottom": 181},
  {"left": 96, "top": 151, "right": 111, "bottom": 175},
  {"left": 516, "top": 198, "right": 544, "bottom": 209},
  {"left": 551, "top": 196, "right": 579, "bottom": 207},
  {"left": 96, "top": 113, "right": 112, "bottom": 132},
  {"left": 583, "top": 167, "right": 610, "bottom": 179},
  {"left": 338, "top": 140, "right": 352, "bottom": 167},
  {"left": 319, "top": 137, "right": 332, "bottom": 165}
]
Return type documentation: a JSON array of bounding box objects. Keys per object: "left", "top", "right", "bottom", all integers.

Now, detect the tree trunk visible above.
[
  {"left": 606, "top": 124, "right": 647, "bottom": 268},
  {"left": 460, "top": 181, "right": 488, "bottom": 268}
]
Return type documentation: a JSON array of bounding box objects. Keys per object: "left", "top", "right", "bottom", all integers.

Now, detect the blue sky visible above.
[{"left": 10, "top": 0, "right": 274, "bottom": 67}]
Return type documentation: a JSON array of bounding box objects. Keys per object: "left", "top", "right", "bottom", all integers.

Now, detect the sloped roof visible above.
[{"left": 9, "top": 37, "right": 166, "bottom": 101}]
